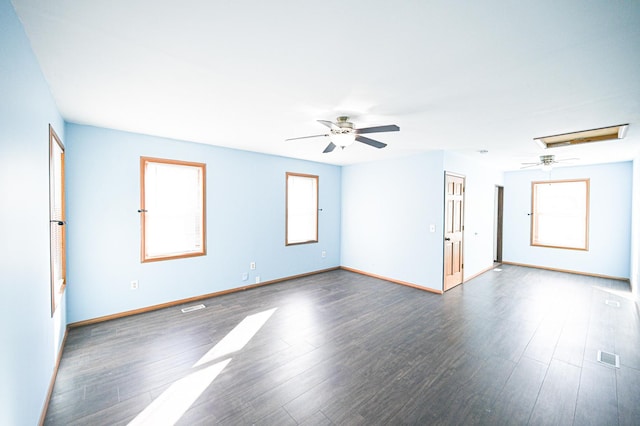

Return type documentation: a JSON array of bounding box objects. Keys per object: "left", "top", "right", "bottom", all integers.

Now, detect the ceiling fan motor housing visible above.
[
  {"left": 334, "top": 116, "right": 354, "bottom": 134},
  {"left": 540, "top": 154, "right": 555, "bottom": 165}
]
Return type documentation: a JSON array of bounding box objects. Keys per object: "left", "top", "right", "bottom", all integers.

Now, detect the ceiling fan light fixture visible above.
[{"left": 331, "top": 131, "right": 356, "bottom": 148}]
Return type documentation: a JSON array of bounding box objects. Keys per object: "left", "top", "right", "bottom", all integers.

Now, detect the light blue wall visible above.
[
  {"left": 631, "top": 156, "right": 640, "bottom": 297},
  {"left": 0, "top": 0, "right": 67, "bottom": 423},
  {"left": 341, "top": 152, "right": 445, "bottom": 291},
  {"left": 341, "top": 151, "right": 503, "bottom": 292},
  {"left": 444, "top": 152, "right": 504, "bottom": 278},
  {"left": 65, "top": 124, "right": 341, "bottom": 323},
  {"left": 503, "top": 162, "right": 632, "bottom": 278}
]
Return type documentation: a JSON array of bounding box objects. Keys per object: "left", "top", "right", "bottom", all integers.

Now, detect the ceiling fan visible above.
[
  {"left": 521, "top": 154, "right": 578, "bottom": 171},
  {"left": 286, "top": 116, "right": 399, "bottom": 153}
]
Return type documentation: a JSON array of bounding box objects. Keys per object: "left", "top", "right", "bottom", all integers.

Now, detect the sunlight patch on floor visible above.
[
  {"left": 128, "top": 359, "right": 230, "bottom": 426},
  {"left": 194, "top": 307, "right": 277, "bottom": 367},
  {"left": 593, "top": 286, "right": 636, "bottom": 302},
  {"left": 127, "top": 307, "right": 277, "bottom": 425}
]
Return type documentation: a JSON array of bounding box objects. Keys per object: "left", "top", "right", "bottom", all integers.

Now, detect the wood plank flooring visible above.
[{"left": 44, "top": 265, "right": 640, "bottom": 425}]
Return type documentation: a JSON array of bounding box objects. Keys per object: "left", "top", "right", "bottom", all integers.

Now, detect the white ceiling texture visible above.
[{"left": 11, "top": 0, "right": 640, "bottom": 169}]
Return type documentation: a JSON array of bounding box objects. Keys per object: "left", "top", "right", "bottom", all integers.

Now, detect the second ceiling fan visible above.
[
  {"left": 521, "top": 154, "right": 578, "bottom": 171},
  {"left": 286, "top": 116, "right": 400, "bottom": 153}
]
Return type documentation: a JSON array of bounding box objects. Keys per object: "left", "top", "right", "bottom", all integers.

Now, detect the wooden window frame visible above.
[
  {"left": 49, "top": 124, "right": 66, "bottom": 316},
  {"left": 140, "top": 157, "right": 206, "bottom": 262},
  {"left": 286, "top": 172, "right": 319, "bottom": 246},
  {"left": 530, "top": 178, "right": 590, "bottom": 251}
]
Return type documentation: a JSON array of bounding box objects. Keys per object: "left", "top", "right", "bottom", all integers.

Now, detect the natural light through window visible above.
[
  {"left": 127, "top": 359, "right": 231, "bottom": 426},
  {"left": 128, "top": 307, "right": 276, "bottom": 425},
  {"left": 141, "top": 157, "right": 206, "bottom": 262},
  {"left": 194, "top": 308, "right": 277, "bottom": 367},
  {"left": 531, "top": 179, "right": 589, "bottom": 250},
  {"left": 286, "top": 172, "right": 318, "bottom": 245}
]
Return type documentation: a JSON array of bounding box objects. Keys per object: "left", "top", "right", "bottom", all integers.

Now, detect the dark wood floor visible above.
[{"left": 45, "top": 265, "right": 640, "bottom": 425}]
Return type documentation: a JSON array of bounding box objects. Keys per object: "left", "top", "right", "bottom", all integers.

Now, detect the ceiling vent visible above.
[{"left": 534, "top": 124, "right": 628, "bottom": 149}]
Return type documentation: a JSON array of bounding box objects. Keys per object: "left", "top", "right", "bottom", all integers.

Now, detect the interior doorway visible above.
[
  {"left": 494, "top": 185, "right": 504, "bottom": 263},
  {"left": 444, "top": 173, "right": 465, "bottom": 291}
]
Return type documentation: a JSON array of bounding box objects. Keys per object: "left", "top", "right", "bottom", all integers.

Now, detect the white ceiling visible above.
[{"left": 11, "top": 0, "right": 640, "bottom": 169}]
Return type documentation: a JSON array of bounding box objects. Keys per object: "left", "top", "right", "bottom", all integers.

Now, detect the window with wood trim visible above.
[
  {"left": 49, "top": 125, "right": 66, "bottom": 316},
  {"left": 286, "top": 172, "right": 318, "bottom": 245},
  {"left": 140, "top": 157, "right": 206, "bottom": 262},
  {"left": 531, "top": 179, "right": 589, "bottom": 250}
]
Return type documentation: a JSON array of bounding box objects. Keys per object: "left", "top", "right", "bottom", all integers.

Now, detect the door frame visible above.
[
  {"left": 443, "top": 172, "right": 465, "bottom": 291},
  {"left": 494, "top": 185, "right": 504, "bottom": 263}
]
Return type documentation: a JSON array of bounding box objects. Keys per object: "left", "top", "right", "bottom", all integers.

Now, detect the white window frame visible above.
[
  {"left": 531, "top": 178, "right": 589, "bottom": 251},
  {"left": 286, "top": 172, "right": 319, "bottom": 245},
  {"left": 140, "top": 157, "right": 206, "bottom": 262}
]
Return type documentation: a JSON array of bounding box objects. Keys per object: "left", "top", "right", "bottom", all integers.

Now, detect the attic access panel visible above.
[{"left": 534, "top": 124, "right": 628, "bottom": 149}]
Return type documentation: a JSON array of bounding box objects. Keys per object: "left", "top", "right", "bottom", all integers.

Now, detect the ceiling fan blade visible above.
[
  {"left": 520, "top": 164, "right": 541, "bottom": 169},
  {"left": 285, "top": 134, "right": 328, "bottom": 141},
  {"left": 323, "top": 142, "right": 336, "bottom": 153},
  {"left": 356, "top": 124, "right": 400, "bottom": 134},
  {"left": 317, "top": 120, "right": 337, "bottom": 129},
  {"left": 356, "top": 135, "right": 387, "bottom": 149}
]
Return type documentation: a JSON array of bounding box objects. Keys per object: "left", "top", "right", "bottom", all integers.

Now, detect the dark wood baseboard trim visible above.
[
  {"left": 464, "top": 264, "right": 498, "bottom": 283},
  {"left": 69, "top": 267, "right": 340, "bottom": 328},
  {"left": 340, "top": 266, "right": 443, "bottom": 295},
  {"left": 39, "top": 325, "right": 69, "bottom": 426},
  {"left": 502, "top": 261, "right": 630, "bottom": 282}
]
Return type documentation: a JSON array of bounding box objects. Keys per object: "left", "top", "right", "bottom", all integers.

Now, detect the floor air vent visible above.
[
  {"left": 181, "top": 304, "right": 206, "bottom": 313},
  {"left": 597, "top": 350, "right": 620, "bottom": 368},
  {"left": 604, "top": 300, "right": 620, "bottom": 308}
]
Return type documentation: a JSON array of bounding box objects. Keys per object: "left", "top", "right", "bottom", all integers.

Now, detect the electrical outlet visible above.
[
  {"left": 250, "top": 261, "right": 256, "bottom": 270},
  {"left": 321, "top": 250, "right": 327, "bottom": 258},
  {"left": 255, "top": 276, "right": 261, "bottom": 284},
  {"left": 131, "top": 280, "right": 139, "bottom": 290}
]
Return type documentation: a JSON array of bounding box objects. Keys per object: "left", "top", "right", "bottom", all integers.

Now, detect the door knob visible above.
[{"left": 444, "top": 237, "right": 451, "bottom": 241}]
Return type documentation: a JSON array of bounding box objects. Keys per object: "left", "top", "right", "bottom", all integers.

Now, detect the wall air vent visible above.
[{"left": 534, "top": 124, "right": 628, "bottom": 149}]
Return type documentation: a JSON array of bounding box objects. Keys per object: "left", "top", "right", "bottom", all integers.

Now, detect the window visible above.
[
  {"left": 286, "top": 172, "right": 318, "bottom": 245},
  {"left": 49, "top": 125, "right": 66, "bottom": 315},
  {"left": 531, "top": 179, "right": 589, "bottom": 250},
  {"left": 140, "top": 157, "right": 206, "bottom": 262}
]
